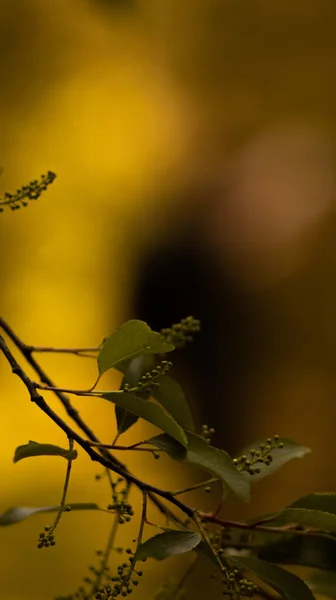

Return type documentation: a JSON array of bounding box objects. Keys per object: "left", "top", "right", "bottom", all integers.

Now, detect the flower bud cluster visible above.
[
  {"left": 233, "top": 435, "right": 284, "bottom": 475},
  {"left": 0, "top": 171, "right": 56, "bottom": 212},
  {"left": 201, "top": 424, "right": 216, "bottom": 444},
  {"left": 123, "top": 361, "right": 172, "bottom": 395},
  {"left": 222, "top": 569, "right": 259, "bottom": 598},
  {"left": 37, "top": 506, "right": 71, "bottom": 548},
  {"left": 161, "top": 316, "right": 201, "bottom": 348},
  {"left": 95, "top": 549, "right": 143, "bottom": 598},
  {"left": 37, "top": 526, "right": 56, "bottom": 549}
]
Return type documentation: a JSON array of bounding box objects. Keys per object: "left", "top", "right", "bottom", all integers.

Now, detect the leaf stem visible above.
[
  {"left": 172, "top": 478, "right": 218, "bottom": 496},
  {"left": 48, "top": 438, "right": 74, "bottom": 536}
]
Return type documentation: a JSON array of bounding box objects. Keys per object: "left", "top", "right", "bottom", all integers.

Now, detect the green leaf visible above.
[
  {"left": 0, "top": 503, "right": 101, "bottom": 526},
  {"left": 13, "top": 441, "right": 77, "bottom": 463},
  {"left": 97, "top": 320, "right": 175, "bottom": 377},
  {"left": 287, "top": 493, "right": 336, "bottom": 513},
  {"left": 101, "top": 392, "right": 188, "bottom": 448},
  {"left": 261, "top": 493, "right": 336, "bottom": 532},
  {"left": 307, "top": 570, "right": 336, "bottom": 599},
  {"left": 115, "top": 354, "right": 156, "bottom": 435},
  {"left": 228, "top": 555, "right": 315, "bottom": 600},
  {"left": 148, "top": 432, "right": 250, "bottom": 502},
  {"left": 238, "top": 438, "right": 311, "bottom": 483},
  {"left": 136, "top": 530, "right": 202, "bottom": 561},
  {"left": 268, "top": 508, "right": 336, "bottom": 532},
  {"left": 152, "top": 375, "right": 196, "bottom": 432}
]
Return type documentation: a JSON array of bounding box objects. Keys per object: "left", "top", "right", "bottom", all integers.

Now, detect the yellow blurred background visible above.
[{"left": 0, "top": 0, "right": 336, "bottom": 598}]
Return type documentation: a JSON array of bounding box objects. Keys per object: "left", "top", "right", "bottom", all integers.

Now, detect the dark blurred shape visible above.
[{"left": 130, "top": 188, "right": 256, "bottom": 454}]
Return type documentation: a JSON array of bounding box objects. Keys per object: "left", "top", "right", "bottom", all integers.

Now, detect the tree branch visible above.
[
  {"left": 0, "top": 332, "right": 194, "bottom": 519},
  {"left": 0, "top": 317, "right": 182, "bottom": 525}
]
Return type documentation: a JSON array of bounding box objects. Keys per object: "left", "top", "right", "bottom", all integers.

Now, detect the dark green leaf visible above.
[
  {"left": 116, "top": 355, "right": 155, "bottom": 434},
  {"left": 238, "top": 438, "right": 311, "bottom": 483},
  {"left": 287, "top": 493, "right": 336, "bottom": 514},
  {"left": 101, "top": 392, "right": 187, "bottom": 448},
  {"left": 258, "top": 534, "right": 336, "bottom": 570},
  {"left": 115, "top": 405, "right": 139, "bottom": 435},
  {"left": 267, "top": 508, "right": 336, "bottom": 532},
  {"left": 136, "top": 530, "right": 202, "bottom": 561},
  {"left": 148, "top": 433, "right": 187, "bottom": 460},
  {"left": 229, "top": 555, "right": 315, "bottom": 600},
  {"left": 0, "top": 503, "right": 101, "bottom": 526},
  {"left": 148, "top": 433, "right": 250, "bottom": 502},
  {"left": 97, "top": 320, "right": 174, "bottom": 377},
  {"left": 115, "top": 354, "right": 157, "bottom": 434},
  {"left": 13, "top": 441, "right": 77, "bottom": 463},
  {"left": 152, "top": 375, "right": 195, "bottom": 432},
  {"left": 260, "top": 494, "right": 336, "bottom": 532},
  {"left": 307, "top": 570, "right": 336, "bottom": 599}
]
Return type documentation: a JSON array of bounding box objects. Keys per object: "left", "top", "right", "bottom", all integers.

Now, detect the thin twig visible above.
[
  {"left": 27, "top": 345, "right": 100, "bottom": 356},
  {"left": 198, "top": 512, "right": 336, "bottom": 543},
  {"left": 172, "top": 478, "right": 218, "bottom": 496},
  {"left": 89, "top": 442, "right": 163, "bottom": 453}
]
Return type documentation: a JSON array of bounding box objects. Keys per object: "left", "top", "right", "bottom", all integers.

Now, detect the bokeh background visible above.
[{"left": 0, "top": 0, "right": 336, "bottom": 598}]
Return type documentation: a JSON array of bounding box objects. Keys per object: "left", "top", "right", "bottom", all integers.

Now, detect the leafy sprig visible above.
[{"left": 0, "top": 171, "right": 56, "bottom": 212}]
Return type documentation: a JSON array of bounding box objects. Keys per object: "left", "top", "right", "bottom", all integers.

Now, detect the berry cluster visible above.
[
  {"left": 106, "top": 478, "right": 134, "bottom": 524},
  {"left": 37, "top": 527, "right": 56, "bottom": 549},
  {"left": 201, "top": 424, "right": 216, "bottom": 444},
  {"left": 123, "top": 360, "right": 172, "bottom": 396},
  {"left": 222, "top": 569, "right": 259, "bottom": 599},
  {"left": 55, "top": 546, "right": 127, "bottom": 600},
  {"left": 233, "top": 435, "right": 284, "bottom": 476},
  {"left": 37, "top": 506, "right": 71, "bottom": 548},
  {"left": 95, "top": 550, "right": 144, "bottom": 598},
  {"left": 208, "top": 527, "right": 232, "bottom": 549},
  {"left": 0, "top": 171, "right": 56, "bottom": 212},
  {"left": 161, "top": 316, "right": 201, "bottom": 348},
  {"left": 204, "top": 525, "right": 258, "bottom": 598}
]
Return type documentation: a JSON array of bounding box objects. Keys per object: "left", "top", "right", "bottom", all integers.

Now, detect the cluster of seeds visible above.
[
  {"left": 37, "top": 505, "right": 71, "bottom": 548},
  {"left": 95, "top": 549, "right": 144, "bottom": 598},
  {"left": 201, "top": 424, "right": 216, "bottom": 444},
  {"left": 37, "top": 527, "right": 56, "bottom": 549},
  {"left": 205, "top": 532, "right": 259, "bottom": 598},
  {"left": 222, "top": 569, "right": 259, "bottom": 598},
  {"left": 0, "top": 171, "right": 56, "bottom": 212},
  {"left": 202, "top": 525, "right": 259, "bottom": 599},
  {"left": 161, "top": 316, "right": 201, "bottom": 348},
  {"left": 106, "top": 478, "right": 134, "bottom": 524},
  {"left": 208, "top": 527, "right": 232, "bottom": 549},
  {"left": 233, "top": 435, "right": 284, "bottom": 476},
  {"left": 55, "top": 546, "right": 126, "bottom": 600},
  {"left": 123, "top": 361, "right": 172, "bottom": 395}
]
